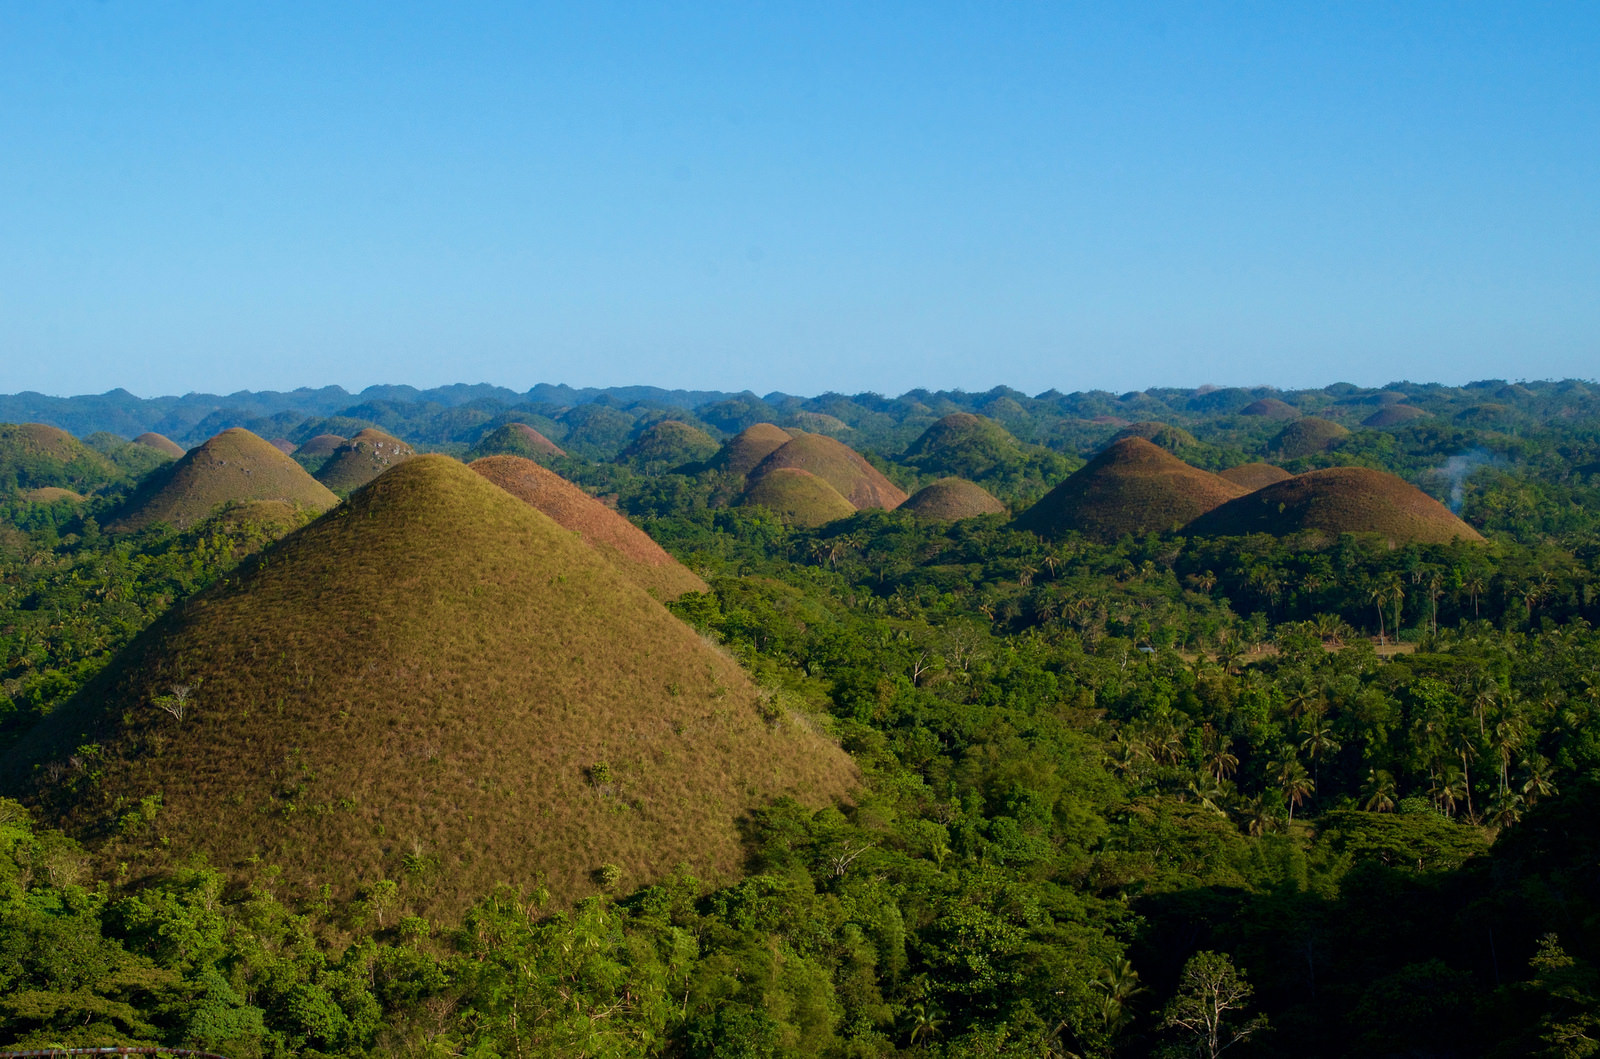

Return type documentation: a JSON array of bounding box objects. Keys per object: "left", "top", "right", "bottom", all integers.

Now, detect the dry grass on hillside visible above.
[
  {"left": 1218, "top": 463, "right": 1293, "bottom": 490},
  {"left": 2, "top": 456, "right": 857, "bottom": 914},
  {"left": 709, "top": 424, "right": 793, "bottom": 478},
  {"left": 618, "top": 421, "right": 719, "bottom": 468},
  {"left": 315, "top": 428, "right": 416, "bottom": 493},
  {"left": 19, "top": 487, "right": 85, "bottom": 504},
  {"left": 470, "top": 455, "right": 707, "bottom": 599},
  {"left": 749, "top": 433, "right": 907, "bottom": 509},
  {"left": 296, "top": 434, "right": 347, "bottom": 457},
  {"left": 1363, "top": 405, "right": 1429, "bottom": 428},
  {"left": 1012, "top": 436, "right": 1246, "bottom": 541},
  {"left": 1185, "top": 466, "right": 1484, "bottom": 545},
  {"left": 1240, "top": 398, "right": 1299, "bottom": 419},
  {"left": 737, "top": 467, "right": 858, "bottom": 527},
  {"left": 133, "top": 433, "right": 186, "bottom": 458},
  {"left": 1271, "top": 417, "right": 1351, "bottom": 458},
  {"left": 901, "top": 478, "right": 1007, "bottom": 520},
  {"left": 469, "top": 422, "right": 567, "bottom": 461},
  {"left": 109, "top": 428, "right": 338, "bottom": 532}
]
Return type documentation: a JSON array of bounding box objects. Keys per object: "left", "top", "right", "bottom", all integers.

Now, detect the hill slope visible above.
[
  {"left": 0, "top": 423, "right": 118, "bottom": 493},
  {"left": 707, "top": 423, "right": 793, "bottom": 477},
  {"left": 470, "top": 455, "right": 708, "bottom": 599},
  {"left": 617, "top": 420, "right": 719, "bottom": 470},
  {"left": 901, "top": 478, "right": 1007, "bottom": 520},
  {"left": 901, "top": 413, "right": 1022, "bottom": 478},
  {"left": 1185, "top": 467, "right": 1485, "bottom": 544},
  {"left": 315, "top": 428, "right": 416, "bottom": 493},
  {"left": 467, "top": 422, "right": 567, "bottom": 461},
  {"left": 748, "top": 433, "right": 908, "bottom": 509},
  {"left": 1012, "top": 437, "right": 1246, "bottom": 541},
  {"left": 1271, "top": 417, "right": 1351, "bottom": 458},
  {"left": 1219, "top": 463, "right": 1293, "bottom": 490},
  {"left": 738, "top": 468, "right": 857, "bottom": 527},
  {"left": 2, "top": 456, "right": 856, "bottom": 911},
  {"left": 133, "top": 432, "right": 186, "bottom": 458},
  {"left": 108, "top": 429, "right": 338, "bottom": 531}
]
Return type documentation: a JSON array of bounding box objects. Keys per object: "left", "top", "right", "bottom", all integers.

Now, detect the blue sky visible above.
[{"left": 1, "top": 2, "right": 1596, "bottom": 397}]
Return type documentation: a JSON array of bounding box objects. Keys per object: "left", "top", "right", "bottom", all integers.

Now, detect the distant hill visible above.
[
  {"left": 467, "top": 422, "right": 567, "bottom": 462},
  {"left": 2, "top": 455, "right": 857, "bottom": 911},
  {"left": 470, "top": 455, "right": 707, "bottom": 599},
  {"left": 902, "top": 414, "right": 1022, "bottom": 477},
  {"left": 296, "top": 434, "right": 346, "bottom": 457},
  {"left": 1271, "top": 417, "right": 1351, "bottom": 458},
  {"left": 0, "top": 423, "right": 117, "bottom": 494},
  {"left": 748, "top": 434, "right": 908, "bottom": 510},
  {"left": 1363, "top": 404, "right": 1429, "bottom": 428},
  {"left": 1012, "top": 437, "right": 1246, "bottom": 541},
  {"left": 1240, "top": 398, "right": 1299, "bottom": 419},
  {"left": 901, "top": 478, "right": 1007, "bottom": 520},
  {"left": 19, "top": 486, "right": 84, "bottom": 504},
  {"left": 616, "top": 420, "right": 719, "bottom": 471},
  {"left": 1219, "top": 463, "right": 1293, "bottom": 490},
  {"left": 706, "top": 423, "right": 793, "bottom": 478},
  {"left": 133, "top": 432, "right": 186, "bottom": 458},
  {"left": 1185, "top": 466, "right": 1485, "bottom": 544},
  {"left": 738, "top": 468, "right": 857, "bottom": 527},
  {"left": 1109, "top": 421, "right": 1201, "bottom": 454},
  {"left": 314, "top": 428, "right": 415, "bottom": 493},
  {"left": 109, "top": 428, "right": 338, "bottom": 531}
]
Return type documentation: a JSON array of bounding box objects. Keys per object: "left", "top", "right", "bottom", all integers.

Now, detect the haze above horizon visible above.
[{"left": 2, "top": 2, "right": 1596, "bottom": 398}]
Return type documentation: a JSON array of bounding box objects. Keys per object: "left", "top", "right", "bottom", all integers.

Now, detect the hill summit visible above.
[
  {"left": 1185, "top": 467, "right": 1485, "bottom": 544},
  {"left": 467, "top": 422, "right": 567, "bottom": 461},
  {"left": 901, "top": 477, "right": 1007, "bottom": 520},
  {"left": 707, "top": 423, "right": 793, "bottom": 478},
  {"left": 315, "top": 428, "right": 415, "bottom": 492},
  {"left": 3, "top": 455, "right": 856, "bottom": 911},
  {"left": 738, "top": 467, "right": 857, "bottom": 527},
  {"left": 108, "top": 428, "right": 337, "bottom": 531},
  {"left": 748, "top": 433, "right": 908, "bottom": 509},
  {"left": 470, "top": 455, "right": 707, "bottom": 599},
  {"left": 1012, "top": 437, "right": 1246, "bottom": 541},
  {"left": 132, "top": 432, "right": 186, "bottom": 458}
]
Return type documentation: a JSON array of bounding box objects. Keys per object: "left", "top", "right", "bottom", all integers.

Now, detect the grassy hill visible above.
[
  {"left": 108, "top": 428, "right": 338, "bottom": 531},
  {"left": 297, "top": 434, "right": 346, "bottom": 457},
  {"left": 133, "top": 432, "right": 186, "bottom": 458},
  {"left": 1363, "top": 404, "right": 1429, "bottom": 428},
  {"left": 1271, "top": 416, "right": 1351, "bottom": 458},
  {"left": 0, "top": 423, "right": 118, "bottom": 494},
  {"left": 1, "top": 455, "right": 856, "bottom": 913},
  {"left": 466, "top": 422, "right": 567, "bottom": 462},
  {"left": 1012, "top": 437, "right": 1246, "bottom": 541},
  {"left": 314, "top": 428, "right": 415, "bottom": 494},
  {"left": 18, "top": 486, "right": 85, "bottom": 504},
  {"left": 1109, "top": 421, "right": 1201, "bottom": 453},
  {"left": 1219, "top": 462, "right": 1293, "bottom": 490},
  {"left": 901, "top": 477, "right": 1007, "bottom": 520},
  {"left": 1185, "top": 466, "right": 1485, "bottom": 544},
  {"left": 617, "top": 420, "right": 719, "bottom": 471},
  {"left": 738, "top": 467, "right": 857, "bottom": 527},
  {"left": 707, "top": 423, "right": 793, "bottom": 477},
  {"left": 470, "top": 455, "right": 708, "bottom": 599},
  {"left": 902, "top": 414, "right": 1021, "bottom": 475},
  {"left": 748, "top": 433, "right": 908, "bottom": 510},
  {"left": 1240, "top": 398, "right": 1299, "bottom": 419}
]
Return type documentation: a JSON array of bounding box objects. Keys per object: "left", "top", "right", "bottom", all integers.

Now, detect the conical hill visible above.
[
  {"left": 1363, "top": 404, "right": 1429, "bottom": 428},
  {"left": 467, "top": 422, "right": 567, "bottom": 461},
  {"left": 296, "top": 434, "right": 347, "bottom": 457},
  {"left": 315, "top": 428, "right": 415, "bottom": 493},
  {"left": 737, "top": 467, "right": 857, "bottom": 527},
  {"left": 0, "top": 422, "right": 117, "bottom": 493},
  {"left": 902, "top": 414, "right": 1023, "bottom": 478},
  {"left": 901, "top": 478, "right": 1007, "bottom": 520},
  {"left": 1218, "top": 463, "right": 1293, "bottom": 490},
  {"left": 2, "top": 456, "right": 857, "bottom": 911},
  {"left": 1240, "top": 398, "right": 1299, "bottom": 419},
  {"left": 1185, "top": 467, "right": 1484, "bottom": 544},
  {"left": 133, "top": 432, "right": 186, "bottom": 458},
  {"left": 1271, "top": 417, "right": 1350, "bottom": 458},
  {"left": 470, "top": 455, "right": 707, "bottom": 599},
  {"left": 749, "top": 433, "right": 908, "bottom": 510},
  {"left": 708, "top": 423, "right": 792, "bottom": 478},
  {"left": 618, "top": 420, "right": 719, "bottom": 470},
  {"left": 1012, "top": 437, "right": 1246, "bottom": 541},
  {"left": 108, "top": 429, "right": 338, "bottom": 532}
]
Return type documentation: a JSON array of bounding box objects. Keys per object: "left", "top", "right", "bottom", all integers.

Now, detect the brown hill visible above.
[
  {"left": 748, "top": 433, "right": 908, "bottom": 510},
  {"left": 132, "top": 432, "right": 186, "bottom": 458},
  {"left": 2, "top": 456, "right": 856, "bottom": 913},
  {"left": 1363, "top": 405, "right": 1429, "bottom": 428},
  {"left": 901, "top": 478, "right": 1007, "bottom": 520},
  {"left": 468, "top": 422, "right": 567, "bottom": 461},
  {"left": 1012, "top": 437, "right": 1247, "bottom": 541},
  {"left": 1271, "top": 417, "right": 1351, "bottom": 458},
  {"left": 1240, "top": 398, "right": 1299, "bottom": 419},
  {"left": 269, "top": 438, "right": 298, "bottom": 455},
  {"left": 738, "top": 468, "right": 857, "bottom": 527},
  {"left": 296, "top": 434, "right": 347, "bottom": 457},
  {"left": 315, "top": 428, "right": 415, "bottom": 493},
  {"left": 19, "top": 487, "right": 84, "bottom": 504},
  {"left": 1219, "top": 463, "right": 1293, "bottom": 490},
  {"left": 470, "top": 455, "right": 708, "bottom": 600},
  {"left": 708, "top": 423, "right": 793, "bottom": 477},
  {"left": 1185, "top": 467, "right": 1484, "bottom": 544},
  {"left": 1109, "top": 421, "right": 1201, "bottom": 453},
  {"left": 109, "top": 429, "right": 338, "bottom": 532}
]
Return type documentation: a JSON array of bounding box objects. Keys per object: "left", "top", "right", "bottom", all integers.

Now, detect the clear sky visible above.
[{"left": 2, "top": 2, "right": 1596, "bottom": 398}]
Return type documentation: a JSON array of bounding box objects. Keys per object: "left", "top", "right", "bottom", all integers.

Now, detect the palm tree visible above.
[
  {"left": 1520, "top": 755, "right": 1558, "bottom": 805},
  {"left": 907, "top": 1000, "right": 943, "bottom": 1048},
  {"left": 1367, "top": 579, "right": 1392, "bottom": 645},
  {"left": 1299, "top": 721, "right": 1342, "bottom": 789},
  {"left": 1463, "top": 574, "right": 1486, "bottom": 618},
  {"left": 1362, "top": 768, "right": 1398, "bottom": 812}
]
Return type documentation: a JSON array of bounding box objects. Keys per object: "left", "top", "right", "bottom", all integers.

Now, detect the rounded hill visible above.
[
  {"left": 1219, "top": 463, "right": 1293, "bottom": 490},
  {"left": 470, "top": 455, "right": 707, "bottom": 600},
  {"left": 108, "top": 429, "right": 338, "bottom": 532},
  {"left": 20, "top": 486, "right": 85, "bottom": 504},
  {"left": 467, "top": 422, "right": 567, "bottom": 461},
  {"left": 902, "top": 414, "right": 1022, "bottom": 476},
  {"left": 738, "top": 468, "right": 857, "bottom": 527},
  {"left": 1012, "top": 437, "right": 1246, "bottom": 542},
  {"left": 617, "top": 420, "right": 719, "bottom": 470},
  {"left": 1109, "top": 421, "right": 1200, "bottom": 453},
  {"left": 748, "top": 433, "right": 908, "bottom": 510},
  {"left": 296, "top": 434, "right": 346, "bottom": 457},
  {"left": 2, "top": 455, "right": 857, "bottom": 912},
  {"left": 1240, "top": 398, "right": 1299, "bottom": 419},
  {"left": 0, "top": 423, "right": 117, "bottom": 493},
  {"left": 901, "top": 478, "right": 1007, "bottom": 520},
  {"left": 707, "top": 423, "right": 793, "bottom": 478},
  {"left": 1363, "top": 405, "right": 1429, "bottom": 428},
  {"left": 132, "top": 432, "right": 186, "bottom": 458},
  {"left": 1185, "top": 467, "right": 1485, "bottom": 544},
  {"left": 1271, "top": 417, "right": 1350, "bottom": 458},
  {"left": 314, "top": 428, "right": 415, "bottom": 493}
]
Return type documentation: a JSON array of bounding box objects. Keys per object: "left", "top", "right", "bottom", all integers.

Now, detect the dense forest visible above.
[{"left": 4, "top": 379, "right": 1600, "bottom": 1058}]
